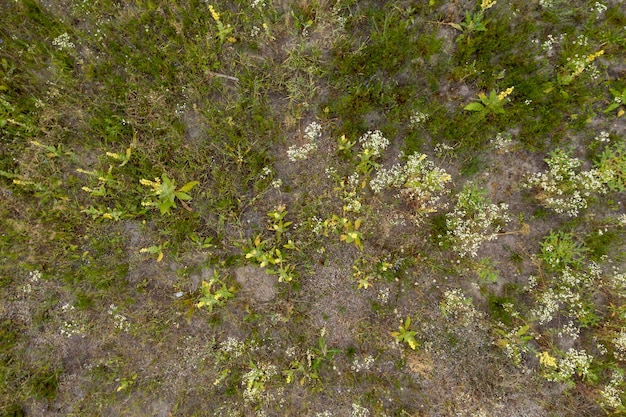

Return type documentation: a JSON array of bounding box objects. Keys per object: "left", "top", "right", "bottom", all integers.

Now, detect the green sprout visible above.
[{"left": 391, "top": 316, "right": 419, "bottom": 350}]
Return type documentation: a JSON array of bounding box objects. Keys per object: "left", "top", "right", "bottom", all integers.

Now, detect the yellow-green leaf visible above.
[{"left": 179, "top": 181, "right": 199, "bottom": 193}]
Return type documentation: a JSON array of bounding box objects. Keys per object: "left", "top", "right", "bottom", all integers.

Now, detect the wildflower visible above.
[
  {"left": 592, "top": 2, "right": 608, "bottom": 17},
  {"left": 140, "top": 178, "right": 160, "bottom": 187},
  {"left": 538, "top": 351, "right": 557, "bottom": 368},
  {"left": 586, "top": 50, "right": 604, "bottom": 63},
  {"left": 556, "top": 348, "right": 593, "bottom": 381},
  {"left": 409, "top": 111, "right": 429, "bottom": 127},
  {"left": 523, "top": 148, "right": 612, "bottom": 217},
  {"left": 220, "top": 337, "right": 246, "bottom": 358},
  {"left": 599, "top": 373, "right": 624, "bottom": 409},
  {"left": 497, "top": 86, "right": 514, "bottom": 101},
  {"left": 209, "top": 5, "right": 220, "bottom": 21},
  {"left": 595, "top": 131, "right": 610, "bottom": 143},
  {"left": 52, "top": 32, "right": 75, "bottom": 51},
  {"left": 242, "top": 362, "right": 277, "bottom": 403},
  {"left": 440, "top": 289, "right": 483, "bottom": 326},
  {"left": 351, "top": 403, "right": 370, "bottom": 417},
  {"left": 76, "top": 168, "right": 97, "bottom": 176},
  {"left": 614, "top": 329, "right": 626, "bottom": 360},
  {"left": 445, "top": 184, "right": 511, "bottom": 257},
  {"left": 371, "top": 152, "right": 451, "bottom": 218},
  {"left": 358, "top": 130, "right": 389, "bottom": 157},
  {"left": 29, "top": 270, "right": 41, "bottom": 282},
  {"left": 481, "top": 0, "right": 496, "bottom": 10},
  {"left": 491, "top": 132, "right": 514, "bottom": 152},
  {"left": 287, "top": 121, "right": 322, "bottom": 161},
  {"left": 350, "top": 355, "right": 375, "bottom": 372},
  {"left": 557, "top": 321, "right": 580, "bottom": 340},
  {"left": 108, "top": 304, "right": 130, "bottom": 332},
  {"left": 259, "top": 166, "right": 272, "bottom": 179},
  {"left": 287, "top": 142, "right": 317, "bottom": 161},
  {"left": 531, "top": 288, "right": 560, "bottom": 324}
]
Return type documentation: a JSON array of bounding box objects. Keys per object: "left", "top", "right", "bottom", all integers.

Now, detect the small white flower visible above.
[{"left": 52, "top": 32, "right": 75, "bottom": 51}]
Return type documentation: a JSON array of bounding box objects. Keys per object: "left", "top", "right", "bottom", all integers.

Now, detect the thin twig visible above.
[{"left": 207, "top": 71, "right": 239, "bottom": 82}]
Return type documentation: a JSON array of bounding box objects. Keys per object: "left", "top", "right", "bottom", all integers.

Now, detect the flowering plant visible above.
[{"left": 464, "top": 87, "right": 514, "bottom": 116}]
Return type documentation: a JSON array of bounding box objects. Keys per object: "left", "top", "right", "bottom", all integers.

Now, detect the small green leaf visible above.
[
  {"left": 604, "top": 103, "right": 621, "bottom": 113},
  {"left": 179, "top": 180, "right": 199, "bottom": 193},
  {"left": 464, "top": 102, "right": 485, "bottom": 112},
  {"left": 174, "top": 191, "right": 192, "bottom": 201}
]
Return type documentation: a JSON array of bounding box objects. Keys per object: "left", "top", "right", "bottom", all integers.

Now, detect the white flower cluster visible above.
[
  {"left": 523, "top": 149, "right": 613, "bottom": 217},
  {"left": 531, "top": 266, "right": 599, "bottom": 325},
  {"left": 599, "top": 373, "right": 624, "bottom": 410},
  {"left": 60, "top": 303, "right": 84, "bottom": 338},
  {"left": 595, "top": 131, "right": 610, "bottom": 143},
  {"left": 350, "top": 355, "right": 375, "bottom": 372},
  {"left": 310, "top": 215, "right": 324, "bottom": 235},
  {"left": 242, "top": 362, "right": 277, "bottom": 403},
  {"left": 608, "top": 267, "right": 626, "bottom": 291},
  {"left": 61, "top": 320, "right": 83, "bottom": 338},
  {"left": 531, "top": 288, "right": 561, "bottom": 324},
  {"left": 613, "top": 329, "right": 626, "bottom": 361},
  {"left": 592, "top": 1, "right": 607, "bottom": 17},
  {"left": 370, "top": 164, "right": 404, "bottom": 193},
  {"left": 541, "top": 33, "right": 565, "bottom": 54},
  {"left": 566, "top": 53, "right": 601, "bottom": 79},
  {"left": 409, "top": 111, "right": 429, "bottom": 128},
  {"left": 377, "top": 287, "right": 390, "bottom": 304},
  {"left": 52, "top": 32, "right": 75, "bottom": 51},
  {"left": 287, "top": 121, "right": 322, "bottom": 161},
  {"left": 108, "top": 304, "right": 131, "bottom": 332},
  {"left": 29, "top": 270, "right": 42, "bottom": 281},
  {"left": 440, "top": 289, "right": 483, "bottom": 327},
  {"left": 574, "top": 34, "right": 589, "bottom": 47},
  {"left": 22, "top": 270, "right": 41, "bottom": 294},
  {"left": 552, "top": 348, "right": 593, "bottom": 382},
  {"left": 445, "top": 185, "right": 511, "bottom": 257},
  {"left": 351, "top": 403, "right": 370, "bottom": 417},
  {"left": 341, "top": 172, "right": 363, "bottom": 212},
  {"left": 305, "top": 121, "right": 322, "bottom": 140},
  {"left": 498, "top": 324, "right": 533, "bottom": 366},
  {"left": 358, "top": 130, "right": 389, "bottom": 157},
  {"left": 371, "top": 153, "right": 451, "bottom": 217},
  {"left": 220, "top": 337, "right": 246, "bottom": 358},
  {"left": 259, "top": 166, "right": 272, "bottom": 179},
  {"left": 490, "top": 132, "right": 514, "bottom": 153},
  {"left": 434, "top": 143, "right": 456, "bottom": 159},
  {"left": 557, "top": 321, "right": 581, "bottom": 340}
]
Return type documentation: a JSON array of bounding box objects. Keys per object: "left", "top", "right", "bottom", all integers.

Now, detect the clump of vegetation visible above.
[
  {"left": 1, "top": 0, "right": 626, "bottom": 415},
  {"left": 444, "top": 183, "right": 511, "bottom": 258},
  {"left": 523, "top": 148, "right": 613, "bottom": 217}
]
